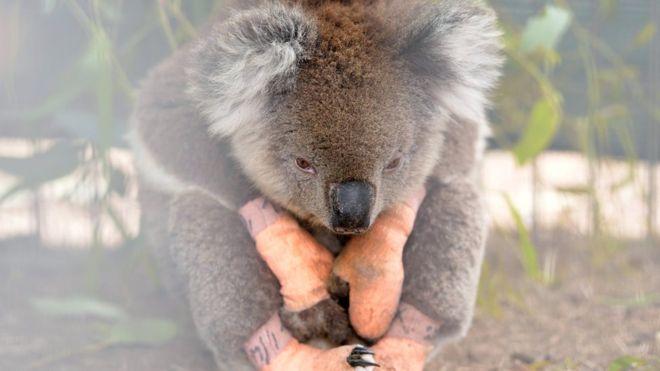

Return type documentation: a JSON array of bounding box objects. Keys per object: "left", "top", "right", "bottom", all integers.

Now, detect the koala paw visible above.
[
  {"left": 279, "top": 298, "right": 351, "bottom": 344},
  {"left": 347, "top": 345, "right": 379, "bottom": 370},
  {"left": 329, "top": 274, "right": 350, "bottom": 298}
]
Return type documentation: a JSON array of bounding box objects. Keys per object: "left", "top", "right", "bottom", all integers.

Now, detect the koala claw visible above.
[{"left": 347, "top": 345, "right": 379, "bottom": 370}]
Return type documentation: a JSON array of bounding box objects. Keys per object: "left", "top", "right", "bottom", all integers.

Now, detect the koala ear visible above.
[
  {"left": 394, "top": 0, "right": 504, "bottom": 123},
  {"left": 187, "top": 4, "right": 317, "bottom": 137}
]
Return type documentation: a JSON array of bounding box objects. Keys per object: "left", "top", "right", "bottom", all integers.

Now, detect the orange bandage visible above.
[
  {"left": 370, "top": 303, "right": 441, "bottom": 371},
  {"left": 246, "top": 314, "right": 377, "bottom": 371},
  {"left": 333, "top": 189, "right": 426, "bottom": 340},
  {"left": 240, "top": 198, "right": 334, "bottom": 312},
  {"left": 371, "top": 337, "right": 429, "bottom": 371},
  {"left": 265, "top": 342, "right": 371, "bottom": 371}
]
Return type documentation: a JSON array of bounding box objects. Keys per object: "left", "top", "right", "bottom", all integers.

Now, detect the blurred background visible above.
[{"left": 0, "top": 1, "right": 658, "bottom": 370}]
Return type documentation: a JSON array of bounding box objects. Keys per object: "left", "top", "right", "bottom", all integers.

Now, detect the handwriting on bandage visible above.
[
  {"left": 245, "top": 314, "right": 293, "bottom": 368},
  {"left": 387, "top": 303, "right": 442, "bottom": 343},
  {"left": 239, "top": 198, "right": 285, "bottom": 239}
]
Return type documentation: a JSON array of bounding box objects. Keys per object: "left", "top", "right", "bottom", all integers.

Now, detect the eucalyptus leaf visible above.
[
  {"left": 634, "top": 23, "right": 656, "bottom": 48},
  {"left": 0, "top": 142, "right": 80, "bottom": 186},
  {"left": 105, "top": 318, "right": 178, "bottom": 346},
  {"left": 608, "top": 356, "right": 647, "bottom": 371},
  {"left": 42, "top": 0, "right": 58, "bottom": 14},
  {"left": 521, "top": 5, "right": 573, "bottom": 53},
  {"left": 32, "top": 296, "right": 126, "bottom": 320},
  {"left": 513, "top": 98, "right": 561, "bottom": 165},
  {"left": 503, "top": 194, "right": 542, "bottom": 282},
  {"left": 0, "top": 182, "right": 26, "bottom": 204}
]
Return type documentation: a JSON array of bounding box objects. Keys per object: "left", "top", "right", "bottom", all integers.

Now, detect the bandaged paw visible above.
[
  {"left": 333, "top": 188, "right": 426, "bottom": 340},
  {"left": 240, "top": 198, "right": 334, "bottom": 313},
  {"left": 370, "top": 303, "right": 441, "bottom": 371},
  {"left": 246, "top": 314, "right": 378, "bottom": 371}
]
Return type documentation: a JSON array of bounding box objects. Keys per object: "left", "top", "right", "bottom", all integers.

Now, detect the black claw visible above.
[
  {"left": 350, "top": 346, "right": 375, "bottom": 356},
  {"left": 347, "top": 346, "right": 380, "bottom": 368},
  {"left": 348, "top": 359, "right": 380, "bottom": 368}
]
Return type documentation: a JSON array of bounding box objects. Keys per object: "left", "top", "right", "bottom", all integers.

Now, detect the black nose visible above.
[{"left": 330, "top": 181, "right": 374, "bottom": 234}]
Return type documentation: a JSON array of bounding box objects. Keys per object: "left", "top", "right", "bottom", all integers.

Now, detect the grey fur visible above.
[
  {"left": 187, "top": 3, "right": 318, "bottom": 137},
  {"left": 131, "top": 0, "right": 503, "bottom": 369},
  {"left": 408, "top": 1, "right": 502, "bottom": 123}
]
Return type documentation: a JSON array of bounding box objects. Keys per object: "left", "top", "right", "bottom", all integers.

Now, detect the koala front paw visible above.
[
  {"left": 279, "top": 298, "right": 351, "bottom": 344},
  {"left": 329, "top": 274, "right": 350, "bottom": 298},
  {"left": 347, "top": 345, "right": 379, "bottom": 370}
]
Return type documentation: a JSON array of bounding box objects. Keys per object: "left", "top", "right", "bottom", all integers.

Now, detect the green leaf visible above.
[
  {"left": 503, "top": 194, "right": 542, "bottom": 282},
  {"left": 0, "top": 142, "right": 81, "bottom": 204},
  {"left": 555, "top": 185, "right": 593, "bottom": 195},
  {"left": 513, "top": 98, "right": 561, "bottom": 165},
  {"left": 521, "top": 5, "right": 573, "bottom": 53},
  {"left": 42, "top": 0, "right": 58, "bottom": 14},
  {"left": 608, "top": 356, "right": 647, "bottom": 371},
  {"left": 634, "top": 23, "right": 656, "bottom": 48},
  {"left": 0, "top": 142, "right": 80, "bottom": 198},
  {"left": 32, "top": 296, "right": 126, "bottom": 320},
  {"left": 105, "top": 318, "right": 178, "bottom": 346}
]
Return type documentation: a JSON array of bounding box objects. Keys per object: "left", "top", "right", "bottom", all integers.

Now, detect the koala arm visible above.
[
  {"left": 332, "top": 189, "right": 426, "bottom": 341},
  {"left": 169, "top": 191, "right": 370, "bottom": 370},
  {"left": 401, "top": 176, "right": 487, "bottom": 347},
  {"left": 239, "top": 198, "right": 350, "bottom": 344},
  {"left": 339, "top": 176, "right": 485, "bottom": 369},
  {"left": 168, "top": 190, "right": 281, "bottom": 369}
]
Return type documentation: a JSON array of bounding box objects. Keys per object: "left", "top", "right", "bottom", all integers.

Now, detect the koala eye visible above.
[
  {"left": 295, "top": 157, "right": 317, "bottom": 175},
  {"left": 385, "top": 157, "right": 402, "bottom": 172}
]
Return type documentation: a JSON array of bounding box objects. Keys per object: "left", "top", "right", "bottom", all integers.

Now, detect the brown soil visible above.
[{"left": 1, "top": 232, "right": 659, "bottom": 371}]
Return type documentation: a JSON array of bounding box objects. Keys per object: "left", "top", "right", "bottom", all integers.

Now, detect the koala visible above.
[{"left": 129, "top": 0, "right": 502, "bottom": 369}]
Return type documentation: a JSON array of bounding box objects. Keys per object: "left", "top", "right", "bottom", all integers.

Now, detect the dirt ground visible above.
[{"left": 1, "top": 232, "right": 659, "bottom": 371}]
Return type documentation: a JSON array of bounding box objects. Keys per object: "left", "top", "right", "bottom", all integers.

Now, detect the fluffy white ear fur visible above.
[
  {"left": 397, "top": 0, "right": 504, "bottom": 125},
  {"left": 187, "top": 3, "right": 317, "bottom": 137}
]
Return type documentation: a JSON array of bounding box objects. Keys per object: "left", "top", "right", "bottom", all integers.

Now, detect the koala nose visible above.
[{"left": 329, "top": 181, "right": 374, "bottom": 234}]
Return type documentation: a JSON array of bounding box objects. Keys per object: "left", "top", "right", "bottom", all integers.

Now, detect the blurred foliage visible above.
[
  {"left": 490, "top": 0, "right": 658, "bottom": 281},
  {"left": 0, "top": 0, "right": 219, "bottom": 248},
  {"left": 33, "top": 295, "right": 127, "bottom": 319},
  {"left": 30, "top": 295, "right": 177, "bottom": 368},
  {"left": 504, "top": 193, "right": 543, "bottom": 282},
  {"left": 607, "top": 355, "right": 654, "bottom": 371}
]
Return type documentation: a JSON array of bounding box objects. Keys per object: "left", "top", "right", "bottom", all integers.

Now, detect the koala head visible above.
[{"left": 187, "top": 0, "right": 502, "bottom": 233}]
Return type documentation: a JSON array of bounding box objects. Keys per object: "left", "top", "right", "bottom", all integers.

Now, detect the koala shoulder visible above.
[
  {"left": 432, "top": 117, "right": 490, "bottom": 183},
  {"left": 129, "top": 47, "right": 250, "bottom": 209}
]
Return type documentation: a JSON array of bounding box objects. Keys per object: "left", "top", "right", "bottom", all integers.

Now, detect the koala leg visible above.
[
  {"left": 401, "top": 178, "right": 487, "bottom": 353},
  {"left": 139, "top": 187, "right": 188, "bottom": 298},
  {"left": 168, "top": 191, "right": 281, "bottom": 370}
]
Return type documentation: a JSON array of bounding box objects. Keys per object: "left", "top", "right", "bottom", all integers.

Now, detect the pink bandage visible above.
[
  {"left": 385, "top": 302, "right": 442, "bottom": 343},
  {"left": 239, "top": 198, "right": 285, "bottom": 239}
]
